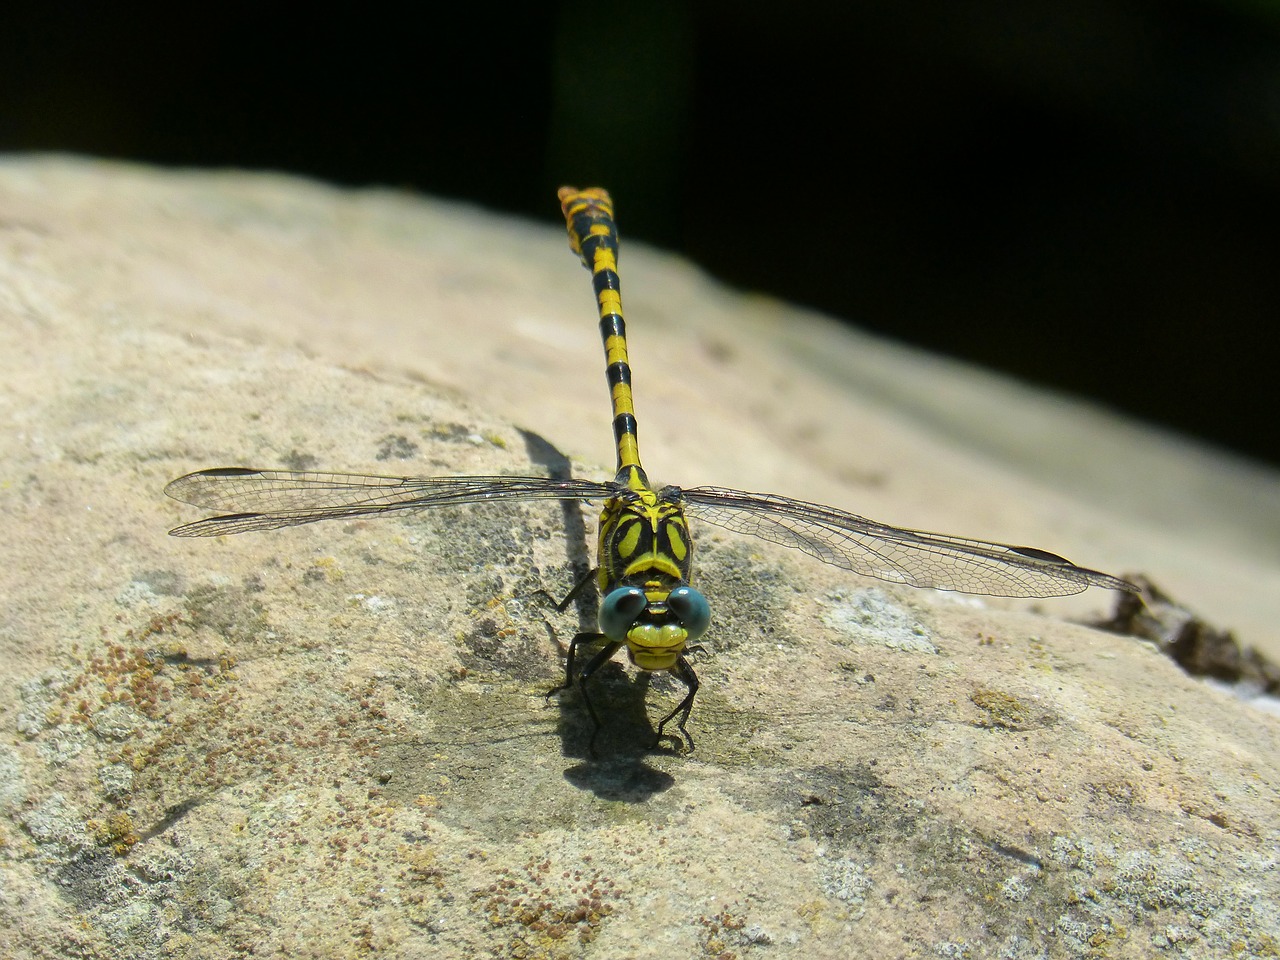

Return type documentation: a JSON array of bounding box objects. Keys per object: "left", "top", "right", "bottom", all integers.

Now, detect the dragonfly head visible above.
[{"left": 598, "top": 585, "right": 710, "bottom": 671}]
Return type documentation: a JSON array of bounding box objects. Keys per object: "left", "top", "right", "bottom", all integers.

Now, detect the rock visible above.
[{"left": 1, "top": 156, "right": 1276, "bottom": 958}]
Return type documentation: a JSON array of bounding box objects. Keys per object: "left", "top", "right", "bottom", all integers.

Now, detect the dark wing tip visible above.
[
  {"left": 1007, "top": 544, "right": 1072, "bottom": 564},
  {"left": 1008, "top": 545, "right": 1141, "bottom": 594},
  {"left": 164, "top": 466, "right": 260, "bottom": 493},
  {"left": 199, "top": 467, "right": 262, "bottom": 477}
]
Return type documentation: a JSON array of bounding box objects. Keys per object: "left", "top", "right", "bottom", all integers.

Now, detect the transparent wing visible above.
[
  {"left": 676, "top": 485, "right": 1136, "bottom": 598},
  {"left": 165, "top": 468, "right": 621, "bottom": 537}
]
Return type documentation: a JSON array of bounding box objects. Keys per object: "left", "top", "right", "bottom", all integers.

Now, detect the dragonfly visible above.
[{"left": 166, "top": 186, "right": 1137, "bottom": 754}]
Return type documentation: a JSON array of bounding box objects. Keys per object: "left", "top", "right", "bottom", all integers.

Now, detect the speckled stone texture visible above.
[{"left": 1, "top": 156, "right": 1277, "bottom": 959}]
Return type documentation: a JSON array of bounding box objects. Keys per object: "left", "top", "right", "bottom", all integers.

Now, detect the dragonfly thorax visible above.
[
  {"left": 595, "top": 483, "right": 709, "bottom": 671},
  {"left": 597, "top": 487, "right": 693, "bottom": 584}
]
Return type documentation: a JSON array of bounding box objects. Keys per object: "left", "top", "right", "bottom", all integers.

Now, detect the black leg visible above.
[
  {"left": 544, "top": 566, "right": 600, "bottom": 700},
  {"left": 576, "top": 640, "right": 623, "bottom": 757},
  {"left": 546, "top": 630, "right": 604, "bottom": 699},
  {"left": 545, "top": 632, "right": 621, "bottom": 757},
  {"left": 654, "top": 656, "right": 700, "bottom": 753},
  {"left": 553, "top": 567, "right": 598, "bottom": 613}
]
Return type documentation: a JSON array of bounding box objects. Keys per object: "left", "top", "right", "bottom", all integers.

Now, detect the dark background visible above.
[{"left": 3, "top": 2, "right": 1277, "bottom": 469}]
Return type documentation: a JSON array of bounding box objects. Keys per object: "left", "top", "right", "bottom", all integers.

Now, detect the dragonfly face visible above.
[{"left": 595, "top": 487, "right": 711, "bottom": 671}]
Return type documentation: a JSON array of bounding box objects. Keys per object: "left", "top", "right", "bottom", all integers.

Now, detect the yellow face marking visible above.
[{"left": 625, "top": 623, "right": 687, "bottom": 671}]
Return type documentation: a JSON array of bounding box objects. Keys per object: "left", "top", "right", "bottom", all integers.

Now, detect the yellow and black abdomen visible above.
[
  {"left": 558, "top": 187, "right": 645, "bottom": 483},
  {"left": 560, "top": 188, "right": 710, "bottom": 678}
]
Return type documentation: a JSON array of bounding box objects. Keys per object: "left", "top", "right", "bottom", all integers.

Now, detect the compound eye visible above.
[
  {"left": 599, "top": 586, "right": 648, "bottom": 642},
  {"left": 667, "top": 586, "right": 711, "bottom": 641}
]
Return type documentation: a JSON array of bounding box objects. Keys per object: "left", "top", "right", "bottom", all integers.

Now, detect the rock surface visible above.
[{"left": 1, "top": 156, "right": 1277, "bottom": 958}]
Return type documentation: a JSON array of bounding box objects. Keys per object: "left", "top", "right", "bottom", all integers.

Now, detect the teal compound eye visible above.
[
  {"left": 599, "top": 586, "right": 648, "bottom": 642},
  {"left": 667, "top": 585, "right": 710, "bottom": 641}
]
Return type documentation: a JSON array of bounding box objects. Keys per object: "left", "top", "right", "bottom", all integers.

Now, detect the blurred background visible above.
[{"left": 2, "top": 1, "right": 1277, "bottom": 469}]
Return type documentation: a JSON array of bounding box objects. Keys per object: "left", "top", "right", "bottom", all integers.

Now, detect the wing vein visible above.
[{"left": 677, "top": 485, "right": 1135, "bottom": 598}]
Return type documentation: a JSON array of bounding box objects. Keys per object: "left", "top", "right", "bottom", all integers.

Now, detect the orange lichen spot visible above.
[{"left": 89, "top": 812, "right": 140, "bottom": 856}]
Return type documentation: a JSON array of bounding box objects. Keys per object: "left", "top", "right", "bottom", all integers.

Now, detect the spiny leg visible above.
[
  {"left": 543, "top": 568, "right": 622, "bottom": 754},
  {"left": 654, "top": 655, "right": 700, "bottom": 753},
  {"left": 544, "top": 566, "right": 601, "bottom": 701},
  {"left": 571, "top": 637, "right": 622, "bottom": 757},
  {"left": 553, "top": 566, "right": 598, "bottom": 614},
  {"left": 545, "top": 628, "right": 609, "bottom": 700}
]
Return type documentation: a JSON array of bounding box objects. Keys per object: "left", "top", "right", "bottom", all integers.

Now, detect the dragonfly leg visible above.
[
  {"left": 654, "top": 656, "right": 700, "bottom": 753},
  {"left": 574, "top": 637, "right": 622, "bottom": 757},
  {"left": 553, "top": 567, "right": 598, "bottom": 613},
  {"left": 546, "top": 632, "right": 621, "bottom": 756},
  {"left": 546, "top": 630, "right": 605, "bottom": 700}
]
